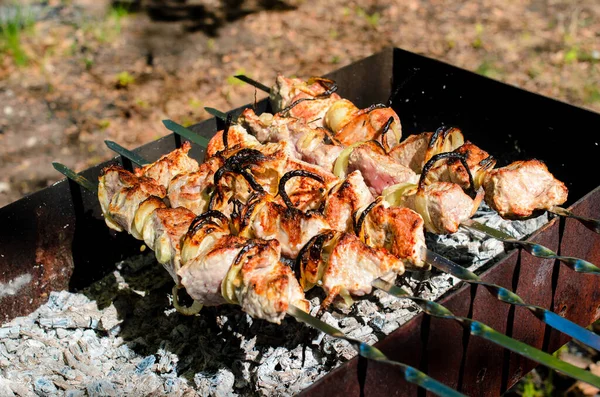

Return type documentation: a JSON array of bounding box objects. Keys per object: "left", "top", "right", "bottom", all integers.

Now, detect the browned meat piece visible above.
[
  {"left": 206, "top": 124, "right": 261, "bottom": 158},
  {"left": 270, "top": 74, "right": 334, "bottom": 112},
  {"left": 483, "top": 159, "right": 568, "bottom": 219},
  {"left": 180, "top": 216, "right": 247, "bottom": 306},
  {"left": 323, "top": 171, "right": 373, "bottom": 232},
  {"left": 134, "top": 141, "right": 199, "bottom": 188},
  {"left": 358, "top": 203, "right": 426, "bottom": 269},
  {"left": 142, "top": 207, "right": 196, "bottom": 282},
  {"left": 239, "top": 108, "right": 343, "bottom": 171},
  {"left": 168, "top": 156, "right": 224, "bottom": 214},
  {"left": 229, "top": 239, "right": 310, "bottom": 323},
  {"left": 390, "top": 182, "right": 481, "bottom": 234},
  {"left": 283, "top": 91, "right": 342, "bottom": 129},
  {"left": 98, "top": 165, "right": 166, "bottom": 233},
  {"left": 389, "top": 128, "right": 464, "bottom": 173},
  {"left": 180, "top": 213, "right": 309, "bottom": 323},
  {"left": 299, "top": 232, "right": 404, "bottom": 309},
  {"left": 238, "top": 195, "right": 330, "bottom": 258},
  {"left": 425, "top": 141, "right": 496, "bottom": 190},
  {"left": 325, "top": 100, "right": 402, "bottom": 148},
  {"left": 347, "top": 142, "right": 418, "bottom": 196},
  {"left": 389, "top": 132, "right": 432, "bottom": 172}
]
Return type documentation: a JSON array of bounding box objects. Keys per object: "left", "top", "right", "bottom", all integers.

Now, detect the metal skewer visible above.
[
  {"left": 233, "top": 74, "right": 600, "bottom": 234},
  {"left": 372, "top": 278, "right": 600, "bottom": 388},
  {"left": 549, "top": 205, "right": 600, "bottom": 235},
  {"left": 425, "top": 250, "right": 600, "bottom": 350},
  {"left": 102, "top": 143, "right": 600, "bottom": 385},
  {"left": 461, "top": 219, "right": 600, "bottom": 275},
  {"left": 52, "top": 161, "right": 464, "bottom": 397}
]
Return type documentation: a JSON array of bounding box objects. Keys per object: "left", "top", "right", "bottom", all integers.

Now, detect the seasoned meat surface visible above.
[
  {"left": 483, "top": 159, "right": 568, "bottom": 218},
  {"left": 425, "top": 141, "right": 495, "bottom": 190},
  {"left": 135, "top": 141, "right": 199, "bottom": 188},
  {"left": 323, "top": 171, "right": 373, "bottom": 232},
  {"left": 348, "top": 142, "right": 418, "bottom": 196},
  {"left": 361, "top": 204, "right": 427, "bottom": 268},
  {"left": 206, "top": 124, "right": 261, "bottom": 158},
  {"left": 142, "top": 207, "right": 196, "bottom": 282}
]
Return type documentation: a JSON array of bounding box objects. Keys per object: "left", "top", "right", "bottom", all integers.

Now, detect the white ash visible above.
[{"left": 0, "top": 206, "right": 548, "bottom": 396}]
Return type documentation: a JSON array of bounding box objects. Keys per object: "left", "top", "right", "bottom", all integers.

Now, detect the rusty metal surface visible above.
[{"left": 1, "top": 47, "right": 600, "bottom": 395}]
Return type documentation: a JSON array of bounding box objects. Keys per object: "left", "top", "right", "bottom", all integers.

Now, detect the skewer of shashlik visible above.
[
  {"left": 54, "top": 163, "right": 469, "bottom": 397},
  {"left": 78, "top": 134, "right": 600, "bottom": 385},
  {"left": 106, "top": 136, "right": 600, "bottom": 352},
  {"left": 104, "top": 139, "right": 425, "bottom": 308},
  {"left": 237, "top": 74, "right": 599, "bottom": 232}
]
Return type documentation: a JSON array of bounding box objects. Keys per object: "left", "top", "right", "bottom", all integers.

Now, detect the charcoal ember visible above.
[
  {"left": 194, "top": 368, "right": 236, "bottom": 397},
  {"left": 86, "top": 380, "right": 119, "bottom": 397},
  {"left": 33, "top": 376, "right": 57, "bottom": 395},
  {"left": 0, "top": 377, "right": 15, "bottom": 397}
]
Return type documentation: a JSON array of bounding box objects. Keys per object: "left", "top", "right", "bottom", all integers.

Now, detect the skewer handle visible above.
[
  {"left": 372, "top": 278, "right": 600, "bottom": 388},
  {"left": 551, "top": 205, "right": 600, "bottom": 235},
  {"left": 462, "top": 220, "right": 600, "bottom": 275},
  {"left": 162, "top": 120, "right": 210, "bottom": 148},
  {"left": 105, "top": 140, "right": 149, "bottom": 166},
  {"left": 204, "top": 107, "right": 228, "bottom": 121},
  {"left": 52, "top": 162, "right": 98, "bottom": 193},
  {"left": 234, "top": 75, "right": 271, "bottom": 94},
  {"left": 286, "top": 305, "right": 465, "bottom": 397},
  {"left": 426, "top": 249, "right": 600, "bottom": 350}
]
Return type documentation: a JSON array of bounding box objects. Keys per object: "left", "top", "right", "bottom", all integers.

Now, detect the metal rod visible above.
[
  {"left": 550, "top": 205, "right": 600, "bottom": 235},
  {"left": 234, "top": 75, "right": 271, "bottom": 94},
  {"left": 52, "top": 162, "right": 98, "bottom": 193},
  {"left": 162, "top": 120, "right": 210, "bottom": 148},
  {"left": 53, "top": 162, "right": 463, "bottom": 397},
  {"left": 372, "top": 278, "right": 600, "bottom": 388},
  {"left": 425, "top": 249, "right": 600, "bottom": 350},
  {"left": 105, "top": 140, "right": 149, "bottom": 166},
  {"left": 287, "top": 305, "right": 465, "bottom": 397},
  {"left": 204, "top": 107, "right": 229, "bottom": 121},
  {"left": 462, "top": 219, "right": 600, "bottom": 275}
]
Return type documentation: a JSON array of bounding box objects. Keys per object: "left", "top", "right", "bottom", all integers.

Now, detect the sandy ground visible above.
[{"left": 0, "top": 0, "right": 598, "bottom": 208}]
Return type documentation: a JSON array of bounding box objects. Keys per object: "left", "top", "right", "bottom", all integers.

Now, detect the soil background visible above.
[{"left": 0, "top": 0, "right": 599, "bottom": 208}]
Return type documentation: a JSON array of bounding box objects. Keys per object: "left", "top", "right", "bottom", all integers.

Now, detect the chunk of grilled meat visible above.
[
  {"left": 483, "top": 159, "right": 568, "bottom": 219},
  {"left": 236, "top": 193, "right": 331, "bottom": 258},
  {"left": 299, "top": 231, "right": 405, "bottom": 309},
  {"left": 347, "top": 141, "right": 418, "bottom": 196},
  {"left": 324, "top": 100, "right": 402, "bottom": 148},
  {"left": 357, "top": 201, "right": 427, "bottom": 269},
  {"left": 384, "top": 181, "right": 482, "bottom": 234},
  {"left": 239, "top": 108, "right": 343, "bottom": 171},
  {"left": 227, "top": 239, "right": 309, "bottom": 322},
  {"left": 98, "top": 165, "right": 167, "bottom": 233},
  {"left": 142, "top": 206, "right": 197, "bottom": 282},
  {"left": 389, "top": 128, "right": 464, "bottom": 173},
  {"left": 168, "top": 156, "right": 224, "bottom": 215},
  {"left": 206, "top": 124, "right": 261, "bottom": 158},
  {"left": 425, "top": 141, "right": 496, "bottom": 190},
  {"left": 134, "top": 141, "right": 199, "bottom": 188},
  {"left": 270, "top": 74, "right": 333, "bottom": 112},
  {"left": 180, "top": 213, "right": 310, "bottom": 323},
  {"left": 323, "top": 170, "right": 373, "bottom": 232}
]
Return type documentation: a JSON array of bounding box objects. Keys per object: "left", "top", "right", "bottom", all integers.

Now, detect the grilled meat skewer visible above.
[{"left": 99, "top": 164, "right": 309, "bottom": 323}]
